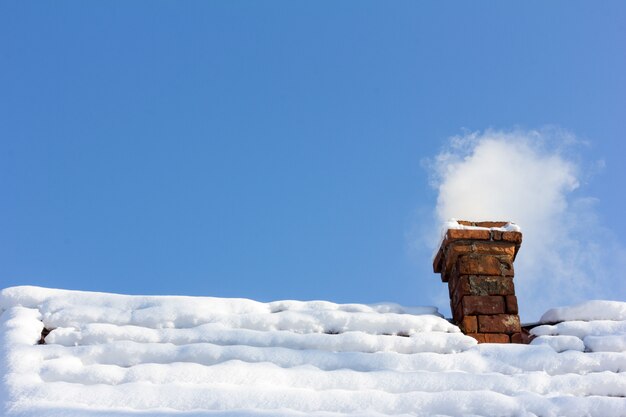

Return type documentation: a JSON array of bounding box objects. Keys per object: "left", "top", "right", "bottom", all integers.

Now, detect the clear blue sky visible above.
[{"left": 2, "top": 2, "right": 625, "bottom": 315}]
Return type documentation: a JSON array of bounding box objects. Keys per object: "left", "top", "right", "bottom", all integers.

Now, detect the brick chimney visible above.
[{"left": 433, "top": 220, "right": 523, "bottom": 343}]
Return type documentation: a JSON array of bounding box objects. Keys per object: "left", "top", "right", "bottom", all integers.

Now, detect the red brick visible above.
[
  {"left": 521, "top": 328, "right": 535, "bottom": 344},
  {"left": 451, "top": 288, "right": 462, "bottom": 311},
  {"left": 446, "top": 241, "right": 516, "bottom": 258},
  {"left": 468, "top": 276, "right": 515, "bottom": 296},
  {"left": 478, "top": 314, "right": 521, "bottom": 333},
  {"left": 448, "top": 274, "right": 464, "bottom": 300},
  {"left": 456, "top": 275, "right": 471, "bottom": 295},
  {"left": 505, "top": 295, "right": 519, "bottom": 314},
  {"left": 461, "top": 316, "right": 477, "bottom": 333},
  {"left": 469, "top": 242, "right": 517, "bottom": 257},
  {"left": 510, "top": 332, "right": 524, "bottom": 344},
  {"left": 491, "top": 230, "right": 503, "bottom": 240},
  {"left": 467, "top": 333, "right": 486, "bottom": 343},
  {"left": 441, "top": 243, "right": 468, "bottom": 276},
  {"left": 450, "top": 277, "right": 471, "bottom": 308},
  {"left": 439, "top": 241, "right": 517, "bottom": 281},
  {"left": 462, "top": 296, "right": 505, "bottom": 315},
  {"left": 484, "top": 333, "right": 510, "bottom": 343},
  {"left": 446, "top": 229, "right": 491, "bottom": 241},
  {"left": 502, "top": 231, "right": 522, "bottom": 243},
  {"left": 457, "top": 255, "right": 514, "bottom": 276}
]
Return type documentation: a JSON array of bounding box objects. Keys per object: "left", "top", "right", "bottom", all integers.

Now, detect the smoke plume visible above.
[{"left": 429, "top": 129, "right": 625, "bottom": 321}]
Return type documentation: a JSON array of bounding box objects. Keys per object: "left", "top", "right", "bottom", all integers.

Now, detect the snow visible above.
[
  {"left": 440, "top": 219, "right": 522, "bottom": 234},
  {"left": 529, "top": 335, "right": 585, "bottom": 352},
  {"left": 531, "top": 300, "right": 626, "bottom": 354},
  {"left": 2, "top": 286, "right": 626, "bottom": 417},
  {"left": 584, "top": 335, "right": 626, "bottom": 353},
  {"left": 541, "top": 300, "right": 626, "bottom": 322}
]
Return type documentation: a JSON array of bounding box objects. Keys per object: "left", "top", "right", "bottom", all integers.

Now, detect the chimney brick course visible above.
[{"left": 433, "top": 220, "right": 523, "bottom": 344}]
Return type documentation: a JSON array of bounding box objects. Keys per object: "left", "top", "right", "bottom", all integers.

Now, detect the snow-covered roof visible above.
[{"left": 1, "top": 286, "right": 625, "bottom": 417}]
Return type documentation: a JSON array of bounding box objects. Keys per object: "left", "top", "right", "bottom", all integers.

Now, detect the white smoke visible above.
[{"left": 429, "top": 129, "right": 626, "bottom": 321}]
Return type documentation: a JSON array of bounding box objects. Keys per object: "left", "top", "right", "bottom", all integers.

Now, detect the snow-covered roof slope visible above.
[
  {"left": 531, "top": 300, "right": 626, "bottom": 353},
  {"left": 1, "top": 286, "right": 626, "bottom": 417}
]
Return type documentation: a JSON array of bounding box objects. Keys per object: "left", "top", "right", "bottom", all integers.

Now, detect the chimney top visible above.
[{"left": 433, "top": 219, "right": 522, "bottom": 278}]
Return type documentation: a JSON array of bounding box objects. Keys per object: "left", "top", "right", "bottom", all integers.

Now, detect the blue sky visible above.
[{"left": 2, "top": 2, "right": 625, "bottom": 320}]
